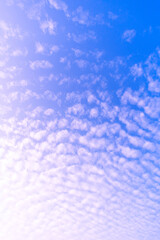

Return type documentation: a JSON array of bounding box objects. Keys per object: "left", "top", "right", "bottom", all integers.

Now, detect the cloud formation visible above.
[
  {"left": 0, "top": 1, "right": 160, "bottom": 240},
  {"left": 122, "top": 29, "right": 136, "bottom": 42}
]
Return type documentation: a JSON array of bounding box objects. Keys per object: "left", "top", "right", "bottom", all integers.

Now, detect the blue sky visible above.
[{"left": 0, "top": 0, "right": 160, "bottom": 239}]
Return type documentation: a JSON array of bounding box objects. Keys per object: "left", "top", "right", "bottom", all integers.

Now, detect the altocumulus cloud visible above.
[{"left": 0, "top": 1, "right": 160, "bottom": 240}]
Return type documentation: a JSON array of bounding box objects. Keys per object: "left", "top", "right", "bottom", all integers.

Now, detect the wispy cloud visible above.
[
  {"left": 0, "top": 20, "right": 23, "bottom": 39},
  {"left": 130, "top": 63, "right": 143, "bottom": 77},
  {"left": 30, "top": 60, "right": 53, "bottom": 69},
  {"left": 122, "top": 29, "right": 136, "bottom": 42},
  {"left": 48, "top": 0, "right": 68, "bottom": 15},
  {"left": 40, "top": 19, "right": 57, "bottom": 35},
  {"left": 68, "top": 31, "right": 96, "bottom": 43},
  {"left": 108, "top": 11, "right": 118, "bottom": 20},
  {"left": 35, "top": 42, "right": 45, "bottom": 53},
  {"left": 72, "top": 7, "right": 90, "bottom": 25}
]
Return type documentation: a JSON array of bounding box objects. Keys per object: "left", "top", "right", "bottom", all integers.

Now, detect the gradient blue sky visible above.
[{"left": 0, "top": 1, "right": 160, "bottom": 240}]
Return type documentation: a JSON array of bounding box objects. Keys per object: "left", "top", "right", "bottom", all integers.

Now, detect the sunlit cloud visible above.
[{"left": 0, "top": 1, "right": 160, "bottom": 240}]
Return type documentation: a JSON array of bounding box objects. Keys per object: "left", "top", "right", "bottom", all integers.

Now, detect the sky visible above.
[{"left": 0, "top": 0, "right": 160, "bottom": 239}]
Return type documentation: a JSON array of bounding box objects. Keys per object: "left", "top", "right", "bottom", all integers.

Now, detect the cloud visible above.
[
  {"left": 68, "top": 103, "right": 85, "bottom": 115},
  {"left": 27, "top": 1, "right": 45, "bottom": 20},
  {"left": 48, "top": 0, "right": 68, "bottom": 15},
  {"left": 90, "top": 108, "right": 99, "bottom": 118},
  {"left": 0, "top": 2, "right": 160, "bottom": 239},
  {"left": 71, "top": 118, "right": 89, "bottom": 131},
  {"left": 108, "top": 11, "right": 118, "bottom": 20},
  {"left": 75, "top": 59, "right": 88, "bottom": 68},
  {"left": 35, "top": 42, "right": 45, "bottom": 53},
  {"left": 71, "top": 6, "right": 107, "bottom": 26},
  {"left": 50, "top": 45, "right": 59, "bottom": 54},
  {"left": 72, "top": 7, "right": 90, "bottom": 25},
  {"left": 0, "top": 91, "right": 160, "bottom": 239},
  {"left": 121, "top": 88, "right": 160, "bottom": 119},
  {"left": 148, "top": 79, "right": 160, "bottom": 93},
  {"left": 130, "top": 63, "right": 143, "bottom": 77},
  {"left": 30, "top": 60, "right": 53, "bottom": 70},
  {"left": 40, "top": 19, "right": 57, "bottom": 35},
  {"left": 122, "top": 29, "right": 136, "bottom": 42},
  {"left": 44, "top": 108, "right": 54, "bottom": 116},
  {"left": 0, "top": 20, "right": 23, "bottom": 39},
  {"left": 68, "top": 31, "right": 96, "bottom": 43}
]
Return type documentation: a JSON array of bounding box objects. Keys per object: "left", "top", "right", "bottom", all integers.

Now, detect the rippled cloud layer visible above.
[{"left": 0, "top": 1, "right": 160, "bottom": 240}]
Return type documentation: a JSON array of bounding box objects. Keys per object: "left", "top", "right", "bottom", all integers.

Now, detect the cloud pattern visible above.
[{"left": 0, "top": 1, "right": 160, "bottom": 240}]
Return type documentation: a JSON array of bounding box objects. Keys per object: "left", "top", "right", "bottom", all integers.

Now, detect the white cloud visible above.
[
  {"left": 58, "top": 118, "right": 68, "bottom": 128},
  {"left": 130, "top": 63, "right": 143, "bottom": 77},
  {"left": 68, "top": 103, "right": 84, "bottom": 115},
  {"left": 68, "top": 31, "right": 96, "bottom": 43},
  {"left": 72, "top": 48, "right": 83, "bottom": 57},
  {"left": 35, "top": 42, "right": 45, "bottom": 53},
  {"left": 122, "top": 29, "right": 136, "bottom": 42},
  {"left": 50, "top": 45, "right": 59, "bottom": 54},
  {"left": 44, "top": 108, "right": 54, "bottom": 116},
  {"left": 144, "top": 97, "right": 160, "bottom": 118},
  {"left": 30, "top": 60, "right": 53, "bottom": 70},
  {"left": 148, "top": 79, "right": 160, "bottom": 93},
  {"left": 75, "top": 59, "right": 88, "bottom": 68},
  {"left": 12, "top": 49, "right": 28, "bottom": 56},
  {"left": 72, "top": 7, "right": 90, "bottom": 25},
  {"left": 108, "top": 11, "right": 118, "bottom": 20},
  {"left": 0, "top": 20, "right": 23, "bottom": 39},
  {"left": 87, "top": 93, "right": 99, "bottom": 104},
  {"left": 48, "top": 0, "right": 68, "bottom": 14},
  {"left": 40, "top": 19, "right": 57, "bottom": 35},
  {"left": 90, "top": 108, "right": 99, "bottom": 118},
  {"left": 27, "top": 1, "right": 45, "bottom": 20},
  {"left": 71, "top": 118, "right": 89, "bottom": 131},
  {"left": 30, "top": 130, "right": 46, "bottom": 141}
]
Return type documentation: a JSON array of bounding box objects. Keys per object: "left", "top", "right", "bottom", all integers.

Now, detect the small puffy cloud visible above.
[
  {"left": 72, "top": 48, "right": 83, "bottom": 57},
  {"left": 72, "top": 7, "right": 90, "bottom": 25},
  {"left": 108, "top": 11, "right": 118, "bottom": 20},
  {"left": 71, "top": 118, "right": 88, "bottom": 131},
  {"left": 12, "top": 49, "right": 28, "bottom": 56},
  {"left": 20, "top": 80, "right": 28, "bottom": 87},
  {"left": 58, "top": 118, "right": 68, "bottom": 128},
  {"left": 148, "top": 80, "right": 160, "bottom": 93},
  {"left": 90, "top": 108, "right": 99, "bottom": 118},
  {"left": 75, "top": 59, "right": 88, "bottom": 68},
  {"left": 35, "top": 42, "right": 44, "bottom": 53},
  {"left": 50, "top": 45, "right": 59, "bottom": 54},
  {"left": 40, "top": 19, "right": 57, "bottom": 35},
  {"left": 48, "top": 0, "right": 68, "bottom": 14},
  {"left": 130, "top": 63, "right": 143, "bottom": 77},
  {"left": 68, "top": 31, "right": 96, "bottom": 43},
  {"left": 77, "top": 147, "right": 91, "bottom": 157},
  {"left": 30, "top": 130, "right": 46, "bottom": 141},
  {"left": 119, "top": 145, "right": 141, "bottom": 158},
  {"left": 144, "top": 97, "right": 160, "bottom": 119},
  {"left": 0, "top": 20, "right": 23, "bottom": 39},
  {"left": 30, "top": 60, "right": 53, "bottom": 70},
  {"left": 56, "top": 129, "right": 69, "bottom": 142},
  {"left": 87, "top": 93, "right": 99, "bottom": 104},
  {"left": 27, "top": 1, "right": 44, "bottom": 20},
  {"left": 60, "top": 57, "right": 67, "bottom": 63},
  {"left": 44, "top": 108, "right": 54, "bottom": 116},
  {"left": 122, "top": 29, "right": 136, "bottom": 42},
  {"left": 71, "top": 6, "right": 104, "bottom": 26},
  {"left": 68, "top": 103, "right": 84, "bottom": 115}
]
